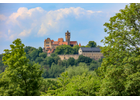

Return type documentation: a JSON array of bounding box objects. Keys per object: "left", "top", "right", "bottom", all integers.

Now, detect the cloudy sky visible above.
[{"left": 0, "top": 3, "right": 129, "bottom": 54}]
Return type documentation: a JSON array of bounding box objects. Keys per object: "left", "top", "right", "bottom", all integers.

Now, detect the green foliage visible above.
[
  {"left": 62, "top": 60, "right": 68, "bottom": 67},
  {"left": 78, "top": 55, "right": 92, "bottom": 65},
  {"left": 46, "top": 57, "right": 55, "bottom": 67},
  {"left": 40, "top": 79, "right": 60, "bottom": 94},
  {"left": 53, "top": 56, "right": 61, "bottom": 65},
  {"left": 86, "top": 41, "right": 97, "bottom": 47},
  {"left": 35, "top": 57, "right": 44, "bottom": 64},
  {"left": 73, "top": 45, "right": 80, "bottom": 54},
  {"left": 39, "top": 52, "right": 47, "bottom": 58},
  {"left": 38, "top": 47, "right": 43, "bottom": 54},
  {"left": 99, "top": 3, "right": 140, "bottom": 96},
  {"left": 89, "top": 63, "right": 99, "bottom": 71},
  {"left": 50, "top": 53, "right": 57, "bottom": 57},
  {"left": 57, "top": 73, "right": 101, "bottom": 96},
  {"left": 48, "top": 63, "right": 65, "bottom": 78},
  {"left": 67, "top": 57, "right": 75, "bottom": 66},
  {"left": 0, "top": 38, "right": 43, "bottom": 96},
  {"left": 24, "top": 46, "right": 36, "bottom": 54},
  {"left": 29, "top": 49, "right": 39, "bottom": 61},
  {"left": 65, "top": 63, "right": 89, "bottom": 78},
  {"left": 54, "top": 45, "right": 74, "bottom": 54},
  {"left": 44, "top": 71, "right": 101, "bottom": 96}
]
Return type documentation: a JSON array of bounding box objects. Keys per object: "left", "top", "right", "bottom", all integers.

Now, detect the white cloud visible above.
[
  {"left": 3, "top": 7, "right": 102, "bottom": 40},
  {"left": 0, "top": 14, "right": 7, "bottom": 21},
  {"left": 9, "top": 34, "right": 15, "bottom": 40},
  {"left": 8, "top": 29, "right": 11, "bottom": 35},
  {"left": 19, "top": 29, "right": 32, "bottom": 37},
  {"left": 37, "top": 24, "right": 48, "bottom": 36}
]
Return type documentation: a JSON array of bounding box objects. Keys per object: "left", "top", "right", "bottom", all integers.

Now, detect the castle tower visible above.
[{"left": 65, "top": 30, "right": 70, "bottom": 45}]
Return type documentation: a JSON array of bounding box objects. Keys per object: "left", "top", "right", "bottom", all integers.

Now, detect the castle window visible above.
[
  {"left": 46, "top": 42, "right": 49, "bottom": 44},
  {"left": 46, "top": 45, "right": 49, "bottom": 46}
]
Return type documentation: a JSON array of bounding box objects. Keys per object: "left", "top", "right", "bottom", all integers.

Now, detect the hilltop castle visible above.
[
  {"left": 43, "top": 31, "right": 81, "bottom": 54},
  {"left": 43, "top": 30, "right": 103, "bottom": 61}
]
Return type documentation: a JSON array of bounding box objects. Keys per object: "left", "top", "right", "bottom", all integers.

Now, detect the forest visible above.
[
  {"left": 0, "top": 3, "right": 140, "bottom": 96},
  {"left": 0, "top": 40, "right": 102, "bottom": 78}
]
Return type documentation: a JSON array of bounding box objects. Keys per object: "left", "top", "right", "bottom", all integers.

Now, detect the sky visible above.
[{"left": 0, "top": 2, "right": 129, "bottom": 54}]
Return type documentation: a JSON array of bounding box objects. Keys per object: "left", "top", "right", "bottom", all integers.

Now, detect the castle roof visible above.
[
  {"left": 79, "top": 43, "right": 81, "bottom": 47},
  {"left": 59, "top": 42, "right": 68, "bottom": 45},
  {"left": 70, "top": 41, "right": 77, "bottom": 45},
  {"left": 52, "top": 41, "right": 59, "bottom": 45},
  {"left": 80, "top": 47, "right": 101, "bottom": 52}
]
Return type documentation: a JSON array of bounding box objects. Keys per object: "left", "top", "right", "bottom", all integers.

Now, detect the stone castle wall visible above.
[
  {"left": 58, "top": 54, "right": 79, "bottom": 60},
  {"left": 58, "top": 52, "right": 103, "bottom": 61}
]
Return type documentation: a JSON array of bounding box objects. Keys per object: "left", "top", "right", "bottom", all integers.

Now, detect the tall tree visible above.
[
  {"left": 99, "top": 3, "right": 140, "bottom": 96},
  {"left": 0, "top": 38, "right": 42, "bottom": 96},
  {"left": 86, "top": 41, "right": 97, "bottom": 47}
]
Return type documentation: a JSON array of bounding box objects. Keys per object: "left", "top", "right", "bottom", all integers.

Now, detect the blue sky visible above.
[{"left": 0, "top": 3, "right": 129, "bottom": 54}]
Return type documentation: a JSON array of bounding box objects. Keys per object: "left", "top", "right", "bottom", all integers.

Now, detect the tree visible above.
[
  {"left": 24, "top": 46, "right": 36, "bottom": 54},
  {"left": 50, "top": 53, "right": 57, "bottom": 57},
  {"left": 0, "top": 38, "right": 42, "bottom": 96},
  {"left": 54, "top": 45, "right": 74, "bottom": 54},
  {"left": 67, "top": 57, "right": 75, "bottom": 66},
  {"left": 77, "top": 55, "right": 92, "bottom": 64},
  {"left": 48, "top": 63, "right": 65, "bottom": 78},
  {"left": 65, "top": 63, "right": 89, "bottom": 78},
  {"left": 97, "top": 45, "right": 102, "bottom": 48},
  {"left": 89, "top": 63, "right": 99, "bottom": 71},
  {"left": 39, "top": 52, "right": 47, "bottom": 58},
  {"left": 62, "top": 60, "right": 68, "bottom": 67},
  {"left": 38, "top": 47, "right": 43, "bottom": 54},
  {"left": 86, "top": 41, "right": 97, "bottom": 47},
  {"left": 78, "top": 55, "right": 85, "bottom": 62},
  {"left": 99, "top": 3, "right": 140, "bottom": 96},
  {"left": 46, "top": 57, "right": 55, "bottom": 67},
  {"left": 73, "top": 45, "right": 80, "bottom": 54},
  {"left": 35, "top": 57, "right": 44, "bottom": 64},
  {"left": 29, "top": 49, "right": 39, "bottom": 61},
  {"left": 56, "top": 73, "right": 101, "bottom": 96}
]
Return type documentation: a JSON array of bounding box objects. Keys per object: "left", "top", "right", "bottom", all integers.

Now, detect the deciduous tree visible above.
[
  {"left": 99, "top": 3, "right": 140, "bottom": 96},
  {"left": 0, "top": 38, "right": 42, "bottom": 96}
]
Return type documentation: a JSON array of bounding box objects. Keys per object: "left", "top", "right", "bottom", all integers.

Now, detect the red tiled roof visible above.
[
  {"left": 47, "top": 50, "right": 51, "bottom": 53},
  {"left": 50, "top": 49, "right": 55, "bottom": 53},
  {"left": 70, "top": 41, "right": 77, "bottom": 45},
  {"left": 79, "top": 43, "right": 81, "bottom": 47},
  {"left": 52, "top": 41, "right": 59, "bottom": 45},
  {"left": 59, "top": 42, "right": 68, "bottom": 45}
]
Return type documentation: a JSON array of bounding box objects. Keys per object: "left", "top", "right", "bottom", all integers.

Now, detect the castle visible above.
[
  {"left": 43, "top": 31, "right": 103, "bottom": 61},
  {"left": 43, "top": 31, "right": 81, "bottom": 54}
]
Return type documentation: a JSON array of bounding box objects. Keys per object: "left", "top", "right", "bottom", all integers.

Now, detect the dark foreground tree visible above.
[
  {"left": 0, "top": 38, "right": 42, "bottom": 96},
  {"left": 99, "top": 3, "right": 140, "bottom": 96}
]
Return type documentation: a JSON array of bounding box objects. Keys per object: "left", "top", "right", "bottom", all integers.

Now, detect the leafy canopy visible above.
[
  {"left": 0, "top": 38, "right": 42, "bottom": 96},
  {"left": 99, "top": 3, "right": 140, "bottom": 96}
]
